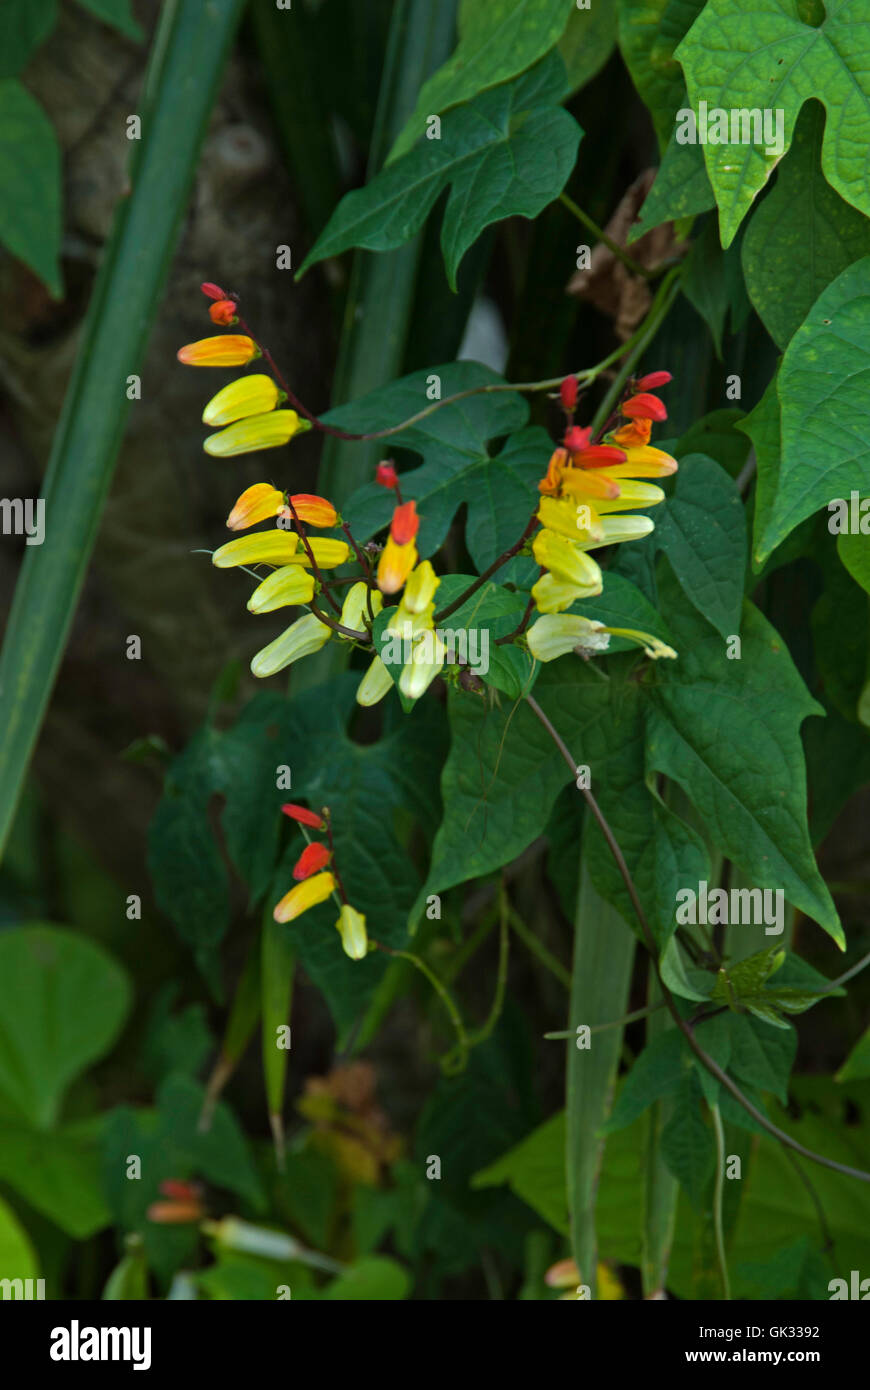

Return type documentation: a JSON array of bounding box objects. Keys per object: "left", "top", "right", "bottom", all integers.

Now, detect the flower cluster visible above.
[
  {"left": 525, "top": 372, "right": 678, "bottom": 663},
  {"left": 277, "top": 804, "right": 368, "bottom": 960}
]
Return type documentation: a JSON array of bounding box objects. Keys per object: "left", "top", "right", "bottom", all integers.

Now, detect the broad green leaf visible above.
[
  {"left": 333, "top": 364, "right": 534, "bottom": 571},
  {"left": 300, "top": 54, "right": 582, "bottom": 289},
  {"left": 618, "top": 0, "right": 707, "bottom": 148},
  {"left": 810, "top": 540, "right": 870, "bottom": 723},
  {"left": 647, "top": 572, "right": 842, "bottom": 946},
  {"left": 0, "top": 1194, "right": 38, "bottom": 1285},
  {"left": 602, "top": 1029, "right": 687, "bottom": 1133},
  {"left": 0, "top": 925, "right": 130, "bottom": 1129},
  {"left": 629, "top": 133, "right": 714, "bottom": 242},
  {"left": 0, "top": 0, "right": 57, "bottom": 76},
  {"left": 389, "top": 0, "right": 575, "bottom": 161},
  {"left": 742, "top": 102, "right": 870, "bottom": 348},
  {"left": 74, "top": 0, "right": 143, "bottom": 40},
  {"left": 558, "top": 0, "right": 617, "bottom": 94},
  {"left": 726, "top": 1011, "right": 796, "bottom": 1100},
  {"left": 0, "top": 1115, "right": 110, "bottom": 1237},
  {"left": 836, "top": 1025, "right": 870, "bottom": 1082},
  {"left": 805, "top": 704, "right": 870, "bottom": 844},
  {"left": 674, "top": 408, "right": 750, "bottom": 482},
  {"left": 683, "top": 218, "right": 750, "bottom": 356},
  {"left": 651, "top": 454, "right": 747, "bottom": 637},
  {"left": 753, "top": 257, "right": 870, "bottom": 560},
  {"left": 0, "top": 0, "right": 246, "bottom": 861},
  {"left": 0, "top": 79, "right": 61, "bottom": 294},
  {"left": 736, "top": 1236, "right": 831, "bottom": 1300},
  {"left": 323, "top": 1255, "right": 410, "bottom": 1300},
  {"left": 737, "top": 372, "right": 782, "bottom": 570},
  {"left": 838, "top": 522, "right": 870, "bottom": 597},
  {"left": 261, "top": 915, "right": 295, "bottom": 1123},
  {"left": 660, "top": 1070, "right": 713, "bottom": 1207},
  {"left": 103, "top": 1243, "right": 149, "bottom": 1300},
  {"left": 676, "top": 0, "right": 870, "bottom": 245}
]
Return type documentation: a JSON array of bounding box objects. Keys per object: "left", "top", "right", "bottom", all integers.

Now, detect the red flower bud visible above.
[
  {"left": 159, "top": 1179, "right": 202, "bottom": 1201},
  {"left": 390, "top": 499, "right": 419, "bottom": 545},
  {"left": 559, "top": 376, "right": 578, "bottom": 411},
  {"left": 209, "top": 298, "right": 237, "bottom": 325},
  {"left": 375, "top": 460, "right": 399, "bottom": 489},
  {"left": 293, "top": 842, "right": 332, "bottom": 880},
  {"left": 563, "top": 425, "right": 592, "bottom": 454},
  {"left": 635, "top": 370, "right": 672, "bottom": 391},
  {"left": 281, "top": 802, "right": 325, "bottom": 830},
  {"left": 622, "top": 392, "right": 667, "bottom": 422},
  {"left": 201, "top": 282, "right": 226, "bottom": 300},
  {"left": 576, "top": 444, "right": 628, "bottom": 468}
]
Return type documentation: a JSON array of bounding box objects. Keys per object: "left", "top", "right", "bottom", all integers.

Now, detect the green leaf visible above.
[
  {"left": 629, "top": 135, "right": 714, "bottom": 241},
  {"left": 742, "top": 101, "right": 870, "bottom": 349},
  {"left": 403, "top": 576, "right": 537, "bottom": 700},
  {"left": 472, "top": 1110, "right": 569, "bottom": 1233},
  {"left": 602, "top": 1029, "right": 687, "bottom": 1134},
  {"left": 558, "top": 0, "right": 617, "bottom": 94},
  {"left": 836, "top": 1025, "right": 870, "bottom": 1082},
  {"left": 726, "top": 1011, "right": 796, "bottom": 1101},
  {"left": 647, "top": 572, "right": 842, "bottom": 947},
  {"left": 300, "top": 54, "right": 582, "bottom": 289},
  {"left": 0, "top": 1194, "right": 38, "bottom": 1285},
  {"left": 618, "top": 0, "right": 707, "bottom": 149},
  {"left": 0, "top": 0, "right": 57, "bottom": 76},
  {"left": 676, "top": 0, "right": 870, "bottom": 245},
  {"left": 651, "top": 454, "right": 747, "bottom": 637},
  {"left": 323, "top": 1255, "right": 410, "bottom": 1300},
  {"left": 737, "top": 372, "right": 782, "bottom": 570},
  {"left": 74, "top": 0, "right": 144, "bottom": 40},
  {"left": 389, "top": 0, "right": 575, "bottom": 161},
  {"left": 660, "top": 1070, "right": 713, "bottom": 1207},
  {"left": 838, "top": 521, "right": 870, "bottom": 597},
  {"left": 674, "top": 408, "right": 750, "bottom": 481},
  {"left": 103, "top": 1242, "right": 149, "bottom": 1300},
  {"left": 752, "top": 257, "right": 870, "bottom": 560},
  {"left": 0, "top": 0, "right": 246, "bottom": 862},
  {"left": 333, "top": 364, "right": 534, "bottom": 571},
  {"left": 0, "top": 1116, "right": 110, "bottom": 1237},
  {"left": 0, "top": 925, "right": 130, "bottom": 1129},
  {"left": 261, "top": 916, "right": 295, "bottom": 1123},
  {"left": 0, "top": 79, "right": 61, "bottom": 294},
  {"left": 683, "top": 218, "right": 750, "bottom": 356}
]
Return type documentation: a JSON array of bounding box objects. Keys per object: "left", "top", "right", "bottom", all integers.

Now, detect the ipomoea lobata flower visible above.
[
  {"left": 532, "top": 531, "right": 604, "bottom": 591},
  {"left": 213, "top": 531, "right": 301, "bottom": 568},
  {"left": 336, "top": 904, "right": 368, "bottom": 960},
  {"left": 251, "top": 613, "right": 332, "bottom": 677},
  {"left": 378, "top": 536, "right": 418, "bottom": 594},
  {"left": 273, "top": 871, "right": 336, "bottom": 922},
  {"left": 281, "top": 803, "right": 325, "bottom": 830},
  {"left": 293, "top": 842, "right": 332, "bottom": 879},
  {"left": 401, "top": 560, "right": 440, "bottom": 614},
  {"left": 527, "top": 614, "right": 611, "bottom": 662},
  {"left": 247, "top": 565, "right": 316, "bottom": 613},
  {"left": 204, "top": 375, "right": 282, "bottom": 426},
  {"left": 621, "top": 392, "right": 667, "bottom": 421},
  {"left": 204, "top": 410, "right": 308, "bottom": 456},
  {"left": 226, "top": 483, "right": 285, "bottom": 530},
  {"left": 340, "top": 581, "right": 382, "bottom": 631},
  {"left": 355, "top": 655, "right": 394, "bottom": 706},
  {"left": 209, "top": 299, "right": 237, "bottom": 326},
  {"left": 399, "top": 630, "right": 448, "bottom": 699},
  {"left": 280, "top": 494, "right": 338, "bottom": 528},
  {"left": 177, "top": 335, "right": 258, "bottom": 366}
]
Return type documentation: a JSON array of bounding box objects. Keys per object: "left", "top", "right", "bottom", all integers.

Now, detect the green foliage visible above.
[{"left": 0, "top": 80, "right": 61, "bottom": 294}]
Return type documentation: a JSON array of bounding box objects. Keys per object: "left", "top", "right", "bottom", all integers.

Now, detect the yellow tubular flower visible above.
[
  {"left": 204, "top": 410, "right": 307, "bottom": 457},
  {"left": 604, "top": 628, "right": 678, "bottom": 659},
  {"left": 527, "top": 614, "right": 611, "bottom": 662},
  {"left": 537, "top": 495, "right": 605, "bottom": 543},
  {"left": 586, "top": 480, "right": 665, "bottom": 514},
  {"left": 226, "top": 483, "right": 285, "bottom": 530},
  {"left": 203, "top": 374, "right": 281, "bottom": 426},
  {"left": 341, "top": 582, "right": 383, "bottom": 632},
  {"left": 247, "top": 565, "right": 316, "bottom": 613},
  {"left": 530, "top": 572, "right": 596, "bottom": 614},
  {"left": 532, "top": 530, "right": 604, "bottom": 591},
  {"left": 177, "top": 335, "right": 258, "bottom": 366},
  {"left": 274, "top": 872, "right": 336, "bottom": 922},
  {"left": 557, "top": 468, "right": 622, "bottom": 501},
  {"left": 282, "top": 494, "right": 338, "bottom": 528},
  {"left": 399, "top": 632, "right": 447, "bottom": 699},
  {"left": 213, "top": 532, "right": 300, "bottom": 568},
  {"left": 402, "top": 560, "right": 440, "bottom": 614},
  {"left": 605, "top": 446, "right": 677, "bottom": 478},
  {"left": 336, "top": 904, "right": 368, "bottom": 960},
  {"left": 299, "top": 538, "right": 351, "bottom": 569},
  {"left": 587, "top": 515, "right": 655, "bottom": 547},
  {"left": 356, "top": 655, "right": 395, "bottom": 707},
  {"left": 250, "top": 613, "right": 332, "bottom": 677},
  {"left": 378, "top": 537, "right": 418, "bottom": 595}
]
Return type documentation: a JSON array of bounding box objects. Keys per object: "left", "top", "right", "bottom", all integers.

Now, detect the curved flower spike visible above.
[
  {"left": 274, "top": 871, "right": 336, "bottom": 922},
  {"left": 204, "top": 375, "right": 281, "bottom": 426},
  {"left": 177, "top": 335, "right": 257, "bottom": 366},
  {"left": 204, "top": 410, "right": 307, "bottom": 456}
]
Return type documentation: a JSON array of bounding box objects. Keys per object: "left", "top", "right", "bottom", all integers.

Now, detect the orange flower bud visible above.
[
  {"left": 209, "top": 299, "right": 237, "bottom": 325},
  {"left": 391, "top": 499, "right": 419, "bottom": 545},
  {"left": 281, "top": 803, "right": 325, "bottom": 829},
  {"left": 635, "top": 370, "right": 672, "bottom": 391},
  {"left": 293, "top": 842, "right": 332, "bottom": 880},
  {"left": 621, "top": 392, "right": 667, "bottom": 421},
  {"left": 377, "top": 536, "right": 417, "bottom": 594},
  {"left": 376, "top": 460, "right": 399, "bottom": 488},
  {"left": 177, "top": 335, "right": 257, "bottom": 366},
  {"left": 539, "top": 447, "right": 569, "bottom": 495},
  {"left": 282, "top": 494, "right": 338, "bottom": 528},
  {"left": 611, "top": 418, "right": 652, "bottom": 448},
  {"left": 147, "top": 1199, "right": 204, "bottom": 1224},
  {"left": 226, "top": 483, "right": 285, "bottom": 530}
]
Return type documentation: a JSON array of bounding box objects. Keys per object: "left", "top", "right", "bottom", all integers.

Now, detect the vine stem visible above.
[
  {"left": 523, "top": 692, "right": 870, "bottom": 1185},
  {"left": 710, "top": 1104, "right": 731, "bottom": 1300},
  {"left": 374, "top": 942, "right": 470, "bottom": 1072},
  {"left": 433, "top": 512, "right": 539, "bottom": 624},
  {"left": 589, "top": 265, "right": 683, "bottom": 438},
  {"left": 559, "top": 192, "right": 659, "bottom": 281}
]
